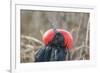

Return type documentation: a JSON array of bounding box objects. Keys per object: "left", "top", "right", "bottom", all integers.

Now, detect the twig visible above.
[
  {"left": 70, "top": 27, "right": 77, "bottom": 34},
  {"left": 85, "top": 19, "right": 90, "bottom": 47},
  {"left": 40, "top": 30, "right": 44, "bottom": 36},
  {"left": 73, "top": 42, "right": 84, "bottom": 52},
  {"left": 21, "top": 35, "right": 44, "bottom": 45},
  {"left": 74, "top": 14, "right": 84, "bottom": 44}
]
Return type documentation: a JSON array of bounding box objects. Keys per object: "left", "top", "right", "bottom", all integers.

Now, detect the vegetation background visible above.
[{"left": 20, "top": 10, "right": 90, "bottom": 63}]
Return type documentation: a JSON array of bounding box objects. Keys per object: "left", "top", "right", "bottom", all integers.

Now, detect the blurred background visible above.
[{"left": 20, "top": 10, "right": 90, "bottom": 63}]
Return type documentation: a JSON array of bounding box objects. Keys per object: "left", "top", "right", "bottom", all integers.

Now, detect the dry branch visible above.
[
  {"left": 74, "top": 14, "right": 84, "bottom": 44},
  {"left": 85, "top": 19, "right": 90, "bottom": 47},
  {"left": 21, "top": 35, "right": 44, "bottom": 45}
]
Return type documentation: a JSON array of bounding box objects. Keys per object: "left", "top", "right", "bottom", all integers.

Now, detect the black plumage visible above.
[{"left": 35, "top": 31, "right": 70, "bottom": 62}]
